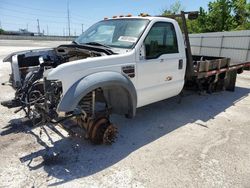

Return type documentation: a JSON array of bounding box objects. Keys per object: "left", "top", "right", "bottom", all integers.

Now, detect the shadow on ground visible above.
[{"left": 1, "top": 87, "right": 249, "bottom": 186}]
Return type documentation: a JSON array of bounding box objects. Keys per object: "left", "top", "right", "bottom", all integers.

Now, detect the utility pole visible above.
[
  {"left": 26, "top": 24, "right": 28, "bottom": 31},
  {"left": 0, "top": 20, "right": 2, "bottom": 29},
  {"left": 81, "top": 24, "right": 83, "bottom": 34},
  {"left": 47, "top": 25, "right": 49, "bottom": 36},
  {"left": 37, "top": 19, "right": 40, "bottom": 35},
  {"left": 63, "top": 28, "right": 65, "bottom": 36},
  {"left": 67, "top": 1, "right": 71, "bottom": 36}
]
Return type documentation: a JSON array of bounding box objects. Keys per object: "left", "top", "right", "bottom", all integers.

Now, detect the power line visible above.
[
  {"left": 0, "top": 13, "right": 84, "bottom": 25},
  {"left": 0, "top": 3, "right": 93, "bottom": 24},
  {"left": 0, "top": 7, "right": 90, "bottom": 24},
  {"left": 0, "top": 1, "right": 90, "bottom": 35},
  {"left": 0, "top": 21, "right": 72, "bottom": 29},
  {"left": 0, "top": 7, "right": 67, "bottom": 19},
  {"left": 1, "top": 21, "right": 82, "bottom": 36},
  {"left": 0, "top": 0, "right": 66, "bottom": 14},
  {"left": 0, "top": 5, "right": 94, "bottom": 33}
]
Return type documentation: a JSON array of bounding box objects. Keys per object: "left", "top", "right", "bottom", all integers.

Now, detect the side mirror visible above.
[{"left": 188, "top": 12, "right": 199, "bottom": 20}]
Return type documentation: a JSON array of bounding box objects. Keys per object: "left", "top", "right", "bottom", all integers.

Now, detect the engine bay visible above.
[
  {"left": 1, "top": 43, "right": 114, "bottom": 127},
  {"left": 17, "top": 44, "right": 110, "bottom": 69}
]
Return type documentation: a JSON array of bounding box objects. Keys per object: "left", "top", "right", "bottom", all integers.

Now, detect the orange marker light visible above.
[{"left": 139, "top": 13, "right": 149, "bottom": 17}]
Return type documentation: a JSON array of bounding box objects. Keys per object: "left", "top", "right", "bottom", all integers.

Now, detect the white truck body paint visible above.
[
  {"left": 46, "top": 17, "right": 186, "bottom": 109},
  {"left": 11, "top": 55, "right": 21, "bottom": 88}
]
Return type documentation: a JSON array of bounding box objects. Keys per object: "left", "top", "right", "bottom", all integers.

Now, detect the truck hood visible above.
[
  {"left": 47, "top": 50, "right": 135, "bottom": 80},
  {"left": 46, "top": 49, "right": 135, "bottom": 94},
  {"left": 3, "top": 48, "right": 53, "bottom": 63},
  {"left": 3, "top": 43, "right": 121, "bottom": 74}
]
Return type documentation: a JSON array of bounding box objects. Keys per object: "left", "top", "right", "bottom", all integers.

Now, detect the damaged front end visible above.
[
  {"left": 1, "top": 44, "right": 116, "bottom": 143},
  {"left": 34, "top": 78, "right": 118, "bottom": 144},
  {"left": 3, "top": 44, "right": 112, "bottom": 89}
]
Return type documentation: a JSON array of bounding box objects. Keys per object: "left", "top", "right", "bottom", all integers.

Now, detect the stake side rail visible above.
[{"left": 195, "top": 61, "right": 250, "bottom": 79}]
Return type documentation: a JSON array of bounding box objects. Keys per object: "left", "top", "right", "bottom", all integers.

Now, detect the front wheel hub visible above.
[{"left": 88, "top": 117, "right": 118, "bottom": 145}]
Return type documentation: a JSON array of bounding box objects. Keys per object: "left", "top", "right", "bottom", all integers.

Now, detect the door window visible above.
[{"left": 144, "top": 22, "right": 179, "bottom": 59}]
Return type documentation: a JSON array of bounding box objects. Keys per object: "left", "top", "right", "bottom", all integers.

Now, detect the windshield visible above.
[{"left": 75, "top": 19, "right": 149, "bottom": 49}]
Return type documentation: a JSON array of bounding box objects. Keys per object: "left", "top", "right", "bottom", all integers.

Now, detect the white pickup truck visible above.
[{"left": 2, "top": 12, "right": 250, "bottom": 144}]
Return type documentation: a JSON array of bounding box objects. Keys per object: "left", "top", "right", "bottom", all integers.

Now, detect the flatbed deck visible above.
[{"left": 192, "top": 55, "right": 250, "bottom": 79}]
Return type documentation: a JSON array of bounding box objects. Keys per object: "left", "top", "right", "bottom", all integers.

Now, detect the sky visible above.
[{"left": 0, "top": 0, "right": 211, "bottom": 36}]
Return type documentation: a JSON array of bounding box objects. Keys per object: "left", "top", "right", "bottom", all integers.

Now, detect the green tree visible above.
[
  {"left": 231, "top": 0, "right": 250, "bottom": 30},
  {"left": 162, "top": 0, "right": 250, "bottom": 33},
  {"left": 0, "top": 28, "right": 4, "bottom": 35},
  {"left": 232, "top": 0, "right": 248, "bottom": 25},
  {"left": 187, "top": 7, "right": 209, "bottom": 33},
  {"left": 162, "top": 0, "right": 184, "bottom": 16},
  {"left": 162, "top": 0, "right": 184, "bottom": 31},
  {"left": 207, "top": 0, "right": 234, "bottom": 32}
]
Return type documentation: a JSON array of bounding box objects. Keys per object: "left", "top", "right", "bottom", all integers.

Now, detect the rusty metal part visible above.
[
  {"left": 48, "top": 112, "right": 117, "bottom": 144},
  {"left": 77, "top": 116, "right": 118, "bottom": 144},
  {"left": 103, "top": 124, "right": 118, "bottom": 144},
  {"left": 75, "top": 90, "right": 117, "bottom": 144},
  {"left": 90, "top": 117, "right": 108, "bottom": 144},
  {"left": 78, "top": 93, "right": 94, "bottom": 117}
]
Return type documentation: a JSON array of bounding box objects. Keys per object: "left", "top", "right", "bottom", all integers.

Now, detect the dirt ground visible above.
[{"left": 0, "top": 41, "right": 250, "bottom": 188}]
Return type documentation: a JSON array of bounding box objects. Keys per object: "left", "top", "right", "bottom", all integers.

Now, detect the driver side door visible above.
[{"left": 136, "top": 21, "right": 185, "bottom": 107}]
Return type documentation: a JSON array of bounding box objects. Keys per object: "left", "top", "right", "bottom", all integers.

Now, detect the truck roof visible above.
[{"left": 105, "top": 16, "right": 175, "bottom": 22}]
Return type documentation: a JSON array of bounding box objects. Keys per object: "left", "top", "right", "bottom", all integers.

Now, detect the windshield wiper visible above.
[
  {"left": 85, "top": 42, "right": 111, "bottom": 48},
  {"left": 72, "top": 41, "right": 79, "bottom": 45}
]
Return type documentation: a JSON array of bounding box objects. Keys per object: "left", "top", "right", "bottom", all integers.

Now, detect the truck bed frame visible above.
[{"left": 162, "top": 12, "right": 250, "bottom": 92}]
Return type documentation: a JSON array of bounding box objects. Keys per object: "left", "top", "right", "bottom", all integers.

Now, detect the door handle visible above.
[{"left": 179, "top": 59, "right": 183, "bottom": 69}]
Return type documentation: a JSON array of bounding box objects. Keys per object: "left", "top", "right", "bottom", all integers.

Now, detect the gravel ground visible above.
[{"left": 0, "top": 41, "right": 250, "bottom": 188}]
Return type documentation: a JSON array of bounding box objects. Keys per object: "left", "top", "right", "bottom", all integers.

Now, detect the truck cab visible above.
[{"left": 45, "top": 16, "right": 186, "bottom": 109}]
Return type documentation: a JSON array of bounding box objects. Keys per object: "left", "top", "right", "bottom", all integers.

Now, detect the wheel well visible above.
[
  {"left": 79, "top": 85, "right": 135, "bottom": 118},
  {"left": 57, "top": 71, "right": 137, "bottom": 117},
  {"left": 102, "top": 85, "right": 134, "bottom": 117}
]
